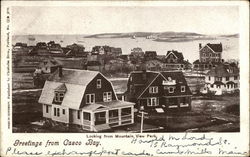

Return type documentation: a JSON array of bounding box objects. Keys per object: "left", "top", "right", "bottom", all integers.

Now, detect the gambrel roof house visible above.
[
  {"left": 126, "top": 70, "right": 192, "bottom": 113},
  {"left": 39, "top": 68, "right": 134, "bottom": 132}
]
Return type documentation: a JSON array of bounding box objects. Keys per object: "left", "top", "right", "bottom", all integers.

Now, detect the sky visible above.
[{"left": 12, "top": 6, "right": 239, "bottom": 35}]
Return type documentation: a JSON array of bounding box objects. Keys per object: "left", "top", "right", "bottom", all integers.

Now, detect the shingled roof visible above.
[
  {"left": 166, "top": 50, "right": 184, "bottom": 60},
  {"left": 207, "top": 63, "right": 239, "bottom": 77},
  {"left": 39, "top": 69, "right": 100, "bottom": 109},
  {"left": 129, "top": 71, "right": 192, "bottom": 99}
]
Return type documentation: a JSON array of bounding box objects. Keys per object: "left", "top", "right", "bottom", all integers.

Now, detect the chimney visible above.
[
  {"left": 199, "top": 43, "right": 202, "bottom": 49},
  {"left": 58, "top": 66, "right": 63, "bottom": 77}
]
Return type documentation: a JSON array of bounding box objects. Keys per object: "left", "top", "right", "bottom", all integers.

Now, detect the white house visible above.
[
  {"left": 39, "top": 68, "right": 135, "bottom": 132},
  {"left": 202, "top": 63, "right": 239, "bottom": 95}
]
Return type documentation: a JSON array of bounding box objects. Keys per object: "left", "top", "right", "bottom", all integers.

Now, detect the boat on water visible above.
[{"left": 131, "top": 35, "right": 136, "bottom": 39}]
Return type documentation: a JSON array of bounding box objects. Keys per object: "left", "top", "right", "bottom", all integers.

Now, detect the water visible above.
[{"left": 12, "top": 35, "right": 238, "bottom": 62}]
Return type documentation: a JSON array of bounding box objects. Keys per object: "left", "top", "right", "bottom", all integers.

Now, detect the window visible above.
[
  {"left": 147, "top": 97, "right": 159, "bottom": 106},
  {"left": 216, "top": 85, "right": 221, "bottom": 88},
  {"left": 121, "top": 107, "right": 131, "bottom": 116},
  {"left": 97, "top": 79, "right": 101, "bottom": 88},
  {"left": 54, "top": 108, "right": 56, "bottom": 116},
  {"left": 234, "top": 76, "right": 238, "bottom": 80},
  {"left": 77, "top": 110, "right": 81, "bottom": 119},
  {"left": 235, "top": 83, "right": 238, "bottom": 88},
  {"left": 215, "top": 58, "right": 218, "bottom": 62},
  {"left": 46, "top": 105, "right": 49, "bottom": 113},
  {"left": 203, "top": 59, "right": 206, "bottom": 62},
  {"left": 57, "top": 108, "right": 60, "bottom": 117},
  {"left": 86, "top": 94, "right": 95, "bottom": 104},
  {"left": 203, "top": 53, "right": 206, "bottom": 56},
  {"left": 226, "top": 77, "right": 229, "bottom": 81},
  {"left": 209, "top": 53, "right": 212, "bottom": 57},
  {"left": 83, "top": 112, "right": 91, "bottom": 121},
  {"left": 168, "top": 87, "right": 175, "bottom": 93},
  {"left": 208, "top": 76, "right": 211, "bottom": 81},
  {"left": 149, "top": 86, "right": 158, "bottom": 94},
  {"left": 109, "top": 110, "right": 118, "bottom": 117},
  {"left": 54, "top": 91, "right": 64, "bottom": 103},
  {"left": 211, "top": 84, "right": 214, "bottom": 88},
  {"left": 103, "top": 92, "right": 112, "bottom": 102},
  {"left": 62, "top": 109, "right": 65, "bottom": 115},
  {"left": 215, "top": 77, "right": 222, "bottom": 81},
  {"left": 181, "top": 86, "right": 186, "bottom": 92}
]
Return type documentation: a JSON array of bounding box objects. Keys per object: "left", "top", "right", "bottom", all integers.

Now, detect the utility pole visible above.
[{"left": 139, "top": 106, "right": 148, "bottom": 133}]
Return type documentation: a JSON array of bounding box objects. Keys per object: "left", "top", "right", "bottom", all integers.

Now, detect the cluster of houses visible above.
[{"left": 13, "top": 41, "right": 239, "bottom": 132}]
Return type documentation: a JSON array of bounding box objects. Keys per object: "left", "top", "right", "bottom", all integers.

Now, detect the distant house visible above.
[
  {"left": 35, "top": 42, "right": 50, "bottom": 55},
  {"left": 12, "top": 42, "right": 28, "bottom": 54},
  {"left": 144, "top": 51, "right": 157, "bottom": 61},
  {"left": 126, "top": 70, "right": 192, "bottom": 113},
  {"left": 131, "top": 47, "right": 144, "bottom": 58},
  {"left": 48, "top": 43, "right": 63, "bottom": 54},
  {"left": 193, "top": 43, "right": 223, "bottom": 71},
  {"left": 38, "top": 68, "right": 135, "bottom": 132},
  {"left": 145, "top": 59, "right": 164, "bottom": 71},
  {"left": 66, "top": 43, "right": 86, "bottom": 57},
  {"left": 118, "top": 55, "right": 129, "bottom": 61},
  {"left": 164, "top": 50, "right": 186, "bottom": 70},
  {"left": 109, "top": 47, "right": 122, "bottom": 57},
  {"left": 38, "top": 59, "right": 61, "bottom": 74},
  {"left": 202, "top": 63, "right": 239, "bottom": 95}
]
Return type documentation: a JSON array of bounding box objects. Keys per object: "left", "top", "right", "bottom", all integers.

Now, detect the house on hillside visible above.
[
  {"left": 145, "top": 59, "right": 164, "bottom": 71},
  {"left": 126, "top": 70, "right": 192, "bottom": 113},
  {"left": 193, "top": 43, "right": 223, "bottom": 71},
  {"left": 109, "top": 47, "right": 122, "bottom": 57},
  {"left": 49, "top": 43, "right": 63, "bottom": 54},
  {"left": 65, "top": 43, "right": 86, "bottom": 57},
  {"left": 131, "top": 47, "right": 144, "bottom": 58},
  {"left": 202, "top": 63, "right": 239, "bottom": 95},
  {"left": 164, "top": 50, "right": 188, "bottom": 70},
  {"left": 144, "top": 51, "right": 157, "bottom": 61},
  {"left": 38, "top": 68, "right": 135, "bottom": 132}
]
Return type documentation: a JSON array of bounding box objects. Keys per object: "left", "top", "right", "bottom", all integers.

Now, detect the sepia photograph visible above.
[
  {"left": 11, "top": 5, "right": 240, "bottom": 133},
  {"left": 1, "top": 1, "right": 249, "bottom": 156}
]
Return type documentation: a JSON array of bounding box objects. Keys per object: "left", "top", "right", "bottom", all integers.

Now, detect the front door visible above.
[{"left": 94, "top": 112, "right": 106, "bottom": 125}]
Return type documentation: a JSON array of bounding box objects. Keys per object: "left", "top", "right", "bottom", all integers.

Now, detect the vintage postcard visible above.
[{"left": 1, "top": 0, "right": 249, "bottom": 156}]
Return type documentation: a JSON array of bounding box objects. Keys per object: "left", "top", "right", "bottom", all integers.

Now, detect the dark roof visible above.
[
  {"left": 206, "top": 43, "right": 222, "bottom": 52},
  {"left": 129, "top": 71, "right": 192, "bottom": 98},
  {"left": 55, "top": 83, "right": 67, "bottom": 91},
  {"left": 207, "top": 63, "right": 239, "bottom": 77},
  {"left": 86, "top": 61, "right": 101, "bottom": 66},
  {"left": 145, "top": 51, "right": 157, "bottom": 55},
  {"left": 166, "top": 50, "right": 184, "bottom": 60},
  {"left": 213, "top": 81, "right": 225, "bottom": 85}
]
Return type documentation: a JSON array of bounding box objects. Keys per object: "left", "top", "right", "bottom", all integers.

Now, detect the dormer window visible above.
[
  {"left": 97, "top": 79, "right": 101, "bottom": 88},
  {"left": 54, "top": 83, "right": 67, "bottom": 104},
  {"left": 55, "top": 91, "right": 65, "bottom": 102}
]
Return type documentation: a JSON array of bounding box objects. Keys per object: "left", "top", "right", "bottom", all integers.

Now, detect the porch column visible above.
[
  {"left": 131, "top": 106, "right": 134, "bottom": 123},
  {"left": 80, "top": 110, "right": 83, "bottom": 127},
  {"left": 106, "top": 110, "right": 109, "bottom": 124},
  {"left": 118, "top": 108, "right": 122, "bottom": 125},
  {"left": 90, "top": 112, "right": 95, "bottom": 131},
  {"left": 177, "top": 97, "right": 180, "bottom": 108}
]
